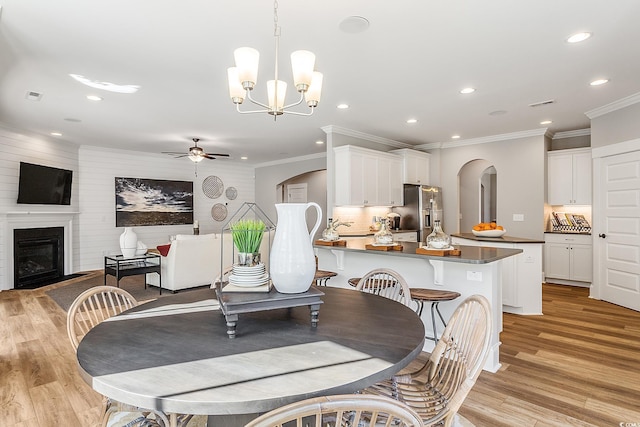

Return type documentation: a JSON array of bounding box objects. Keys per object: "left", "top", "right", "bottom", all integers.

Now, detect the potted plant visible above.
[{"left": 231, "top": 219, "right": 266, "bottom": 266}]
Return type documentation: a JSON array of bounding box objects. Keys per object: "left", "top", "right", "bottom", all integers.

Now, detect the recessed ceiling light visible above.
[
  {"left": 567, "top": 32, "right": 592, "bottom": 43},
  {"left": 540, "top": 120, "right": 552, "bottom": 125},
  {"left": 451, "top": 135, "right": 460, "bottom": 139},
  {"left": 70, "top": 74, "right": 140, "bottom": 94},
  {"left": 240, "top": 156, "right": 248, "bottom": 160},
  {"left": 460, "top": 87, "right": 475, "bottom": 94},
  {"left": 86, "top": 95, "right": 103, "bottom": 101},
  {"left": 406, "top": 119, "right": 418, "bottom": 124},
  {"left": 50, "top": 132, "right": 62, "bottom": 137},
  {"left": 315, "top": 140, "right": 324, "bottom": 145},
  {"left": 337, "top": 103, "right": 349, "bottom": 109},
  {"left": 590, "top": 79, "right": 609, "bottom": 86}
]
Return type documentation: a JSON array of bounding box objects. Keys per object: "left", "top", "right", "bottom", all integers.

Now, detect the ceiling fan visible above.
[{"left": 163, "top": 138, "right": 230, "bottom": 163}]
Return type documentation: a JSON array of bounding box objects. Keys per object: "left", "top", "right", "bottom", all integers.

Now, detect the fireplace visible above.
[{"left": 14, "top": 227, "right": 65, "bottom": 289}]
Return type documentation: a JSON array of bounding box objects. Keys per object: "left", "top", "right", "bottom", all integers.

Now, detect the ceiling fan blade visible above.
[
  {"left": 162, "top": 151, "right": 186, "bottom": 155},
  {"left": 202, "top": 154, "right": 217, "bottom": 159},
  {"left": 205, "top": 153, "right": 230, "bottom": 157}
]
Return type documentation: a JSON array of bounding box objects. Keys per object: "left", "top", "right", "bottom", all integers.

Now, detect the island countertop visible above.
[
  {"left": 451, "top": 232, "right": 545, "bottom": 244},
  {"left": 314, "top": 237, "right": 522, "bottom": 265}
]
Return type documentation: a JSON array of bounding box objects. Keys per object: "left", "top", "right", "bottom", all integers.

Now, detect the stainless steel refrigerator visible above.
[{"left": 395, "top": 184, "right": 443, "bottom": 243}]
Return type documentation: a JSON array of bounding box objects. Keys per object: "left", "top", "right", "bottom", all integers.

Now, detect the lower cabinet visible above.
[{"left": 544, "top": 233, "right": 592, "bottom": 285}]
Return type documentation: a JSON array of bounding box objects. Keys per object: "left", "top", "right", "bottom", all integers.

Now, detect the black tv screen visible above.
[{"left": 17, "top": 162, "right": 73, "bottom": 205}]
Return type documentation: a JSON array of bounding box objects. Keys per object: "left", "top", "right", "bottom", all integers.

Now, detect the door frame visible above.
[{"left": 590, "top": 137, "right": 640, "bottom": 301}]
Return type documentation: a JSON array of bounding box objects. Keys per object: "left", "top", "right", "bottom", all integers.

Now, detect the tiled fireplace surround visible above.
[{"left": 1, "top": 212, "right": 76, "bottom": 290}]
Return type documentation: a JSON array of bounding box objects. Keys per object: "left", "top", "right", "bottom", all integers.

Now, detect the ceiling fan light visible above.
[
  {"left": 227, "top": 67, "right": 245, "bottom": 103},
  {"left": 305, "top": 72, "right": 323, "bottom": 107},
  {"left": 267, "top": 80, "right": 287, "bottom": 113},
  {"left": 189, "top": 153, "right": 205, "bottom": 163},
  {"left": 291, "top": 50, "right": 315, "bottom": 92},
  {"left": 234, "top": 47, "right": 259, "bottom": 90}
]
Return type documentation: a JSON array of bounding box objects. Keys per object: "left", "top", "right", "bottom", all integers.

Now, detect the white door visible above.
[{"left": 599, "top": 150, "right": 640, "bottom": 311}]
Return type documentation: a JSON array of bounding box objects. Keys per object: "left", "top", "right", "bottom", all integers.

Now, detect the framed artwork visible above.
[{"left": 115, "top": 177, "right": 193, "bottom": 227}]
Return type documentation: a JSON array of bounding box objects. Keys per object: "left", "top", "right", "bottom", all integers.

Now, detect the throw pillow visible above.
[{"left": 156, "top": 244, "right": 171, "bottom": 257}]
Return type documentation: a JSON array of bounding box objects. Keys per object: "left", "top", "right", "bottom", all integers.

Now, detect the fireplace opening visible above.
[{"left": 14, "top": 227, "right": 65, "bottom": 289}]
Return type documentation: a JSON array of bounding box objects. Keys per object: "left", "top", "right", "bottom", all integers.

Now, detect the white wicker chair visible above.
[
  {"left": 363, "top": 294, "right": 492, "bottom": 427},
  {"left": 244, "top": 394, "right": 423, "bottom": 427},
  {"left": 67, "top": 286, "right": 182, "bottom": 427},
  {"left": 354, "top": 268, "right": 413, "bottom": 308}
]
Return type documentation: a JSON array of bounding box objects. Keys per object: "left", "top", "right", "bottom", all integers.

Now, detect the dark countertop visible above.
[
  {"left": 314, "top": 237, "right": 522, "bottom": 265},
  {"left": 451, "top": 233, "right": 545, "bottom": 244},
  {"left": 339, "top": 229, "right": 418, "bottom": 237}
]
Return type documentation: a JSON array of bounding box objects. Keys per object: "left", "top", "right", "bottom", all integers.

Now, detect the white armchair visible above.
[{"left": 147, "top": 233, "right": 233, "bottom": 292}]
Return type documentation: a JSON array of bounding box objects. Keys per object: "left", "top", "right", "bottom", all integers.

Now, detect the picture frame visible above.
[{"left": 115, "top": 177, "right": 193, "bottom": 227}]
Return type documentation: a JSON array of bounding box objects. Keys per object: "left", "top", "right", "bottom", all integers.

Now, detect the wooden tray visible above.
[
  {"left": 314, "top": 239, "right": 347, "bottom": 246},
  {"left": 365, "top": 244, "right": 404, "bottom": 251},
  {"left": 415, "top": 247, "right": 461, "bottom": 256}
]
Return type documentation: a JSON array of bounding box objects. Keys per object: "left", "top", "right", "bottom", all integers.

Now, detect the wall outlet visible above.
[
  {"left": 467, "top": 271, "right": 482, "bottom": 281},
  {"left": 525, "top": 256, "right": 534, "bottom": 263},
  {"left": 513, "top": 214, "right": 525, "bottom": 221}
]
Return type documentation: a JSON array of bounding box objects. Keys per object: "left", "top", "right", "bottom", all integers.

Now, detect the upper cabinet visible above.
[
  {"left": 334, "top": 145, "right": 403, "bottom": 206},
  {"left": 391, "top": 148, "right": 431, "bottom": 185},
  {"left": 547, "top": 148, "right": 591, "bottom": 205}
]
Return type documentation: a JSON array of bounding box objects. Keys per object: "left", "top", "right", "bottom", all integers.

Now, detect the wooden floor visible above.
[{"left": 2, "top": 275, "right": 640, "bottom": 426}]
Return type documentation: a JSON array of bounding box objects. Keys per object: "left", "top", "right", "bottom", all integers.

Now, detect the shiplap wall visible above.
[
  {"left": 78, "top": 146, "right": 255, "bottom": 272},
  {"left": 0, "top": 128, "right": 81, "bottom": 289}
]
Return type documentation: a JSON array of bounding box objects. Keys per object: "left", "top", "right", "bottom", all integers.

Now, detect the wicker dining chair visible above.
[
  {"left": 67, "top": 286, "right": 185, "bottom": 427},
  {"left": 354, "top": 268, "right": 413, "bottom": 308},
  {"left": 362, "top": 294, "right": 492, "bottom": 427},
  {"left": 244, "top": 394, "right": 423, "bottom": 427}
]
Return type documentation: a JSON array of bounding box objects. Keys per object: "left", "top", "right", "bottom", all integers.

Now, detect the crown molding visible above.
[
  {"left": 585, "top": 92, "right": 640, "bottom": 119},
  {"left": 552, "top": 128, "right": 591, "bottom": 140},
  {"left": 426, "top": 128, "right": 549, "bottom": 150},
  {"left": 321, "top": 125, "right": 412, "bottom": 149},
  {"left": 254, "top": 151, "right": 326, "bottom": 169}
]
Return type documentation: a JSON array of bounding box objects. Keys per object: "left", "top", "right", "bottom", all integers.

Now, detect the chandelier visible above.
[{"left": 227, "top": 0, "right": 323, "bottom": 119}]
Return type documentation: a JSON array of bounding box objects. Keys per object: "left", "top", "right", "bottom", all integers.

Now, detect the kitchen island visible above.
[
  {"left": 314, "top": 238, "right": 522, "bottom": 373},
  {"left": 451, "top": 233, "right": 544, "bottom": 315}
]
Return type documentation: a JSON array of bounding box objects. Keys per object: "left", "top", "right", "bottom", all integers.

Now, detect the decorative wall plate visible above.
[
  {"left": 202, "top": 175, "right": 224, "bottom": 199},
  {"left": 225, "top": 186, "right": 238, "bottom": 200},
  {"left": 211, "top": 203, "right": 228, "bottom": 221}
]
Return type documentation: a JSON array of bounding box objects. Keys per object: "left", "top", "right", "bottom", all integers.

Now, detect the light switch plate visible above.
[{"left": 513, "top": 214, "right": 524, "bottom": 221}]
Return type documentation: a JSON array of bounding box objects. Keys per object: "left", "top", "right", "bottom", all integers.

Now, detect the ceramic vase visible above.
[
  {"left": 270, "top": 202, "right": 322, "bottom": 294},
  {"left": 119, "top": 227, "right": 138, "bottom": 258}
]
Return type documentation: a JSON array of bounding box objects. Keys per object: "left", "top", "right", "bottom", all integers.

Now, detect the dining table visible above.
[{"left": 76, "top": 286, "right": 426, "bottom": 427}]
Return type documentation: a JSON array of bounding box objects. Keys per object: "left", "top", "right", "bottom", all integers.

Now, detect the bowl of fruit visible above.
[{"left": 472, "top": 222, "right": 506, "bottom": 237}]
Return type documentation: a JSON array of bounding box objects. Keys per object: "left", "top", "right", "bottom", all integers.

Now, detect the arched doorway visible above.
[{"left": 458, "top": 159, "right": 496, "bottom": 231}]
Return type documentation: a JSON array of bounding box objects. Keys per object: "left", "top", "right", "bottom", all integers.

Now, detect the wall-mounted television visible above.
[{"left": 17, "top": 162, "right": 73, "bottom": 205}]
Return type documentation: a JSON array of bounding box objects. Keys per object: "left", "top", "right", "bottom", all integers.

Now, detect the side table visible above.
[{"left": 104, "top": 253, "right": 162, "bottom": 295}]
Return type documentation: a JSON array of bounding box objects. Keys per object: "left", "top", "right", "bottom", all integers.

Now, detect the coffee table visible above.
[{"left": 103, "top": 253, "right": 162, "bottom": 294}]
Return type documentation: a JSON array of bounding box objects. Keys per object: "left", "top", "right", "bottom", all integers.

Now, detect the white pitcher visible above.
[{"left": 270, "top": 202, "right": 322, "bottom": 293}]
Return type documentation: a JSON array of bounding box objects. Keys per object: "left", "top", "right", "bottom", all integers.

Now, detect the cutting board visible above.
[
  {"left": 415, "top": 247, "right": 461, "bottom": 256},
  {"left": 314, "top": 239, "right": 347, "bottom": 246},
  {"left": 365, "top": 244, "right": 404, "bottom": 251}
]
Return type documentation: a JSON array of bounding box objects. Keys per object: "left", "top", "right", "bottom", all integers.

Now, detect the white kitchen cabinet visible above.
[
  {"left": 392, "top": 231, "right": 418, "bottom": 242},
  {"left": 547, "top": 148, "right": 591, "bottom": 205},
  {"left": 544, "top": 233, "right": 592, "bottom": 285},
  {"left": 334, "top": 145, "right": 403, "bottom": 206},
  {"left": 391, "top": 148, "right": 431, "bottom": 185}
]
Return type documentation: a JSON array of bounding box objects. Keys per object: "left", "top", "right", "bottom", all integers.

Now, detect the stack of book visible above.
[{"left": 550, "top": 212, "right": 591, "bottom": 233}]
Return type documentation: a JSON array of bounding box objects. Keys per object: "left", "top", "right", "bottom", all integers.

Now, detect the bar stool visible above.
[
  {"left": 410, "top": 288, "right": 461, "bottom": 342},
  {"left": 314, "top": 269, "right": 337, "bottom": 286}
]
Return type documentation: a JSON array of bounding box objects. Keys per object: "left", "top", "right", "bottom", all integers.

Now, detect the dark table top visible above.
[{"left": 77, "top": 287, "right": 425, "bottom": 416}]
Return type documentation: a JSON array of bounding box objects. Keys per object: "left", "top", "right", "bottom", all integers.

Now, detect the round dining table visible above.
[{"left": 76, "top": 286, "right": 425, "bottom": 426}]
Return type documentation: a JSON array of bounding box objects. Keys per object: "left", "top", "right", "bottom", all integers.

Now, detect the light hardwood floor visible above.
[{"left": 2, "top": 274, "right": 640, "bottom": 426}]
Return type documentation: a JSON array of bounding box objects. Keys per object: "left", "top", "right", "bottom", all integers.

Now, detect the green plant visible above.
[{"left": 230, "top": 219, "right": 266, "bottom": 253}]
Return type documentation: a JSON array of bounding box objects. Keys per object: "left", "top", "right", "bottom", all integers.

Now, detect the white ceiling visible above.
[{"left": 1, "top": 0, "right": 640, "bottom": 164}]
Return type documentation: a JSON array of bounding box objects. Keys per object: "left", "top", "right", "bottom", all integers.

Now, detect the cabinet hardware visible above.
[{"left": 598, "top": 233, "right": 606, "bottom": 238}]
